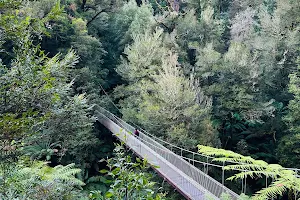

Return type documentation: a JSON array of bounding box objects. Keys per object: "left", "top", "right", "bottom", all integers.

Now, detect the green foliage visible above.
[
  {"left": 285, "top": 61, "right": 300, "bottom": 133},
  {"left": 90, "top": 144, "right": 166, "bottom": 200},
  {"left": 111, "top": 0, "right": 300, "bottom": 168},
  {"left": 0, "top": 43, "right": 82, "bottom": 146},
  {"left": 23, "top": 140, "right": 61, "bottom": 161},
  {"left": 116, "top": 28, "right": 219, "bottom": 148},
  {"left": 117, "top": 28, "right": 166, "bottom": 81},
  {"left": 111, "top": 0, "right": 156, "bottom": 46},
  {"left": 0, "top": 1, "right": 72, "bottom": 141},
  {"left": 2, "top": 0, "right": 300, "bottom": 198},
  {"left": 37, "top": 94, "right": 98, "bottom": 163},
  {"left": 276, "top": 134, "right": 300, "bottom": 168},
  {"left": 0, "top": 161, "right": 85, "bottom": 199},
  {"left": 198, "top": 145, "right": 300, "bottom": 200},
  {"left": 192, "top": 0, "right": 300, "bottom": 161},
  {"left": 278, "top": 59, "right": 300, "bottom": 168},
  {"left": 0, "top": 0, "right": 62, "bottom": 43},
  {"left": 0, "top": 0, "right": 106, "bottom": 192}
]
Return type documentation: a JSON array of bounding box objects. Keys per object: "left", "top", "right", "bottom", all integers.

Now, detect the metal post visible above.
[
  {"left": 241, "top": 170, "right": 245, "bottom": 194},
  {"left": 222, "top": 161, "right": 225, "bottom": 192},
  {"left": 241, "top": 177, "right": 244, "bottom": 194},
  {"left": 271, "top": 175, "right": 274, "bottom": 200},
  {"left": 244, "top": 175, "right": 247, "bottom": 194},
  {"left": 295, "top": 170, "right": 297, "bottom": 200},
  {"left": 222, "top": 162, "right": 225, "bottom": 185},
  {"left": 139, "top": 138, "right": 141, "bottom": 154},
  {"left": 192, "top": 153, "right": 195, "bottom": 166},
  {"left": 180, "top": 149, "right": 183, "bottom": 157},
  {"left": 206, "top": 156, "right": 209, "bottom": 174}
]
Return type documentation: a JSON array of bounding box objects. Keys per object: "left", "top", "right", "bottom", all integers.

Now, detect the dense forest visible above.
[{"left": 0, "top": 0, "right": 300, "bottom": 199}]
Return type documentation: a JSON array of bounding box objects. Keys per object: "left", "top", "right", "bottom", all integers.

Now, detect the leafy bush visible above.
[{"left": 0, "top": 161, "right": 85, "bottom": 200}]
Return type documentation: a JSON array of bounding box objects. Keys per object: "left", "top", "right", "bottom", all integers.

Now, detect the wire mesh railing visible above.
[
  {"left": 96, "top": 109, "right": 210, "bottom": 199},
  {"left": 95, "top": 106, "right": 240, "bottom": 199}
]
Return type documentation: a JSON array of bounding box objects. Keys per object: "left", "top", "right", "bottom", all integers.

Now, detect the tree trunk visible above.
[{"left": 81, "top": 0, "right": 87, "bottom": 10}]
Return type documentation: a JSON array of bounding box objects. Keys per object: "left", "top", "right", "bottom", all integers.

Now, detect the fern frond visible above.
[
  {"left": 54, "top": 163, "right": 81, "bottom": 176},
  {"left": 50, "top": 164, "right": 84, "bottom": 186},
  {"left": 86, "top": 176, "right": 103, "bottom": 184},
  {"left": 253, "top": 181, "right": 288, "bottom": 200},
  {"left": 224, "top": 164, "right": 268, "bottom": 172},
  {"left": 212, "top": 156, "right": 256, "bottom": 164},
  {"left": 198, "top": 144, "right": 300, "bottom": 199},
  {"left": 227, "top": 170, "right": 274, "bottom": 180},
  {"left": 198, "top": 145, "right": 244, "bottom": 159}
]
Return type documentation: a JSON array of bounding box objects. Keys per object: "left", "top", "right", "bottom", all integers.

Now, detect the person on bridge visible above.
[{"left": 134, "top": 129, "right": 140, "bottom": 138}]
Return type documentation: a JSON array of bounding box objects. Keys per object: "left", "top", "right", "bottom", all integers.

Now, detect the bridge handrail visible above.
[
  {"left": 95, "top": 106, "right": 240, "bottom": 199},
  {"left": 95, "top": 106, "right": 300, "bottom": 174},
  {"left": 96, "top": 110, "right": 213, "bottom": 199}
]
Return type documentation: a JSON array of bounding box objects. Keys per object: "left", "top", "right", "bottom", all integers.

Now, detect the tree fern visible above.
[
  {"left": 1, "top": 161, "right": 85, "bottom": 199},
  {"left": 198, "top": 145, "right": 300, "bottom": 199},
  {"left": 47, "top": 163, "right": 84, "bottom": 186},
  {"left": 23, "top": 141, "right": 61, "bottom": 161}
]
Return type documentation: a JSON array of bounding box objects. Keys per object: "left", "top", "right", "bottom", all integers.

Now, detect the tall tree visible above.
[{"left": 116, "top": 29, "right": 219, "bottom": 148}]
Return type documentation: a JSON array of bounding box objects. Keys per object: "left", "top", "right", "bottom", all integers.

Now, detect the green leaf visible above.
[
  {"left": 99, "top": 169, "right": 109, "bottom": 174},
  {"left": 105, "top": 191, "right": 113, "bottom": 198}
]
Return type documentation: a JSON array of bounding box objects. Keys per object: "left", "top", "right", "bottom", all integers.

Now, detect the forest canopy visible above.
[{"left": 0, "top": 0, "right": 300, "bottom": 199}]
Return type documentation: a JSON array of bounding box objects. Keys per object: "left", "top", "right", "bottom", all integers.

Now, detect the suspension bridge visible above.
[{"left": 94, "top": 106, "right": 299, "bottom": 200}]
